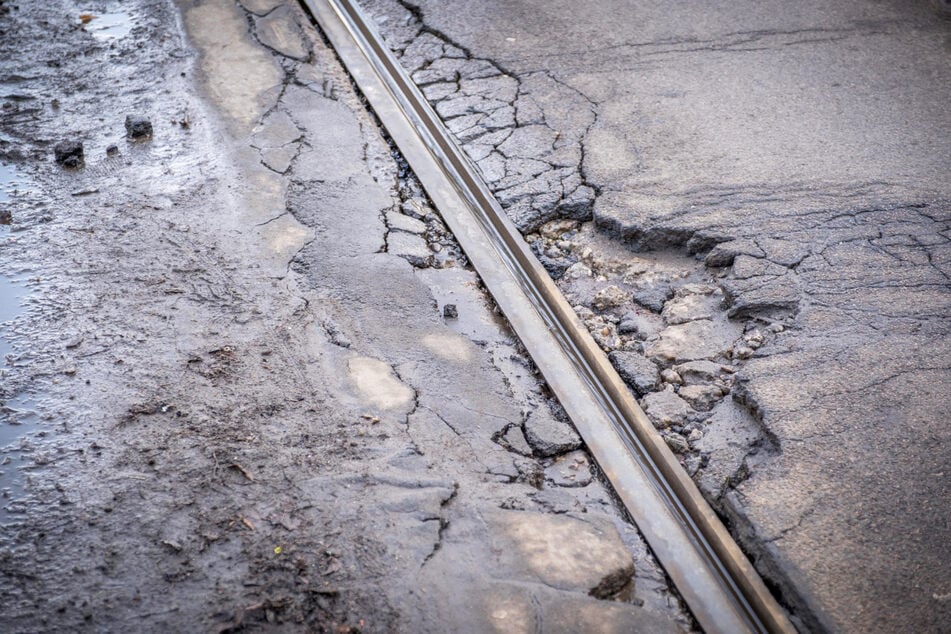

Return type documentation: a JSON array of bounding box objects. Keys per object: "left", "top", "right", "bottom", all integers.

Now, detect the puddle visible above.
[
  {"left": 0, "top": 393, "right": 44, "bottom": 521},
  {"left": 0, "top": 275, "right": 24, "bottom": 363},
  {"left": 82, "top": 12, "right": 133, "bottom": 40}
]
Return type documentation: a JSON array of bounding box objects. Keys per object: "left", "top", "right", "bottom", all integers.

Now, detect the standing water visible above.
[{"left": 0, "top": 162, "right": 35, "bottom": 520}]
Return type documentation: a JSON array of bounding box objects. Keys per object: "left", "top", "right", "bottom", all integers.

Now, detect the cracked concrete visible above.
[{"left": 358, "top": 0, "right": 951, "bottom": 632}]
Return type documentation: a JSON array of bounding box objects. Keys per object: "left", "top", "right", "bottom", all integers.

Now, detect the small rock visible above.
[
  {"left": 0, "top": 208, "right": 10, "bottom": 225},
  {"left": 687, "top": 428, "right": 704, "bottom": 443},
  {"left": 592, "top": 285, "right": 629, "bottom": 311},
  {"left": 678, "top": 384, "right": 726, "bottom": 412},
  {"left": 564, "top": 262, "right": 592, "bottom": 279},
  {"left": 734, "top": 345, "right": 754, "bottom": 360},
  {"left": 608, "top": 350, "right": 660, "bottom": 395},
  {"left": 631, "top": 280, "right": 674, "bottom": 312},
  {"left": 664, "top": 432, "right": 689, "bottom": 453},
  {"left": 125, "top": 115, "right": 153, "bottom": 139},
  {"left": 54, "top": 140, "right": 83, "bottom": 167},
  {"left": 660, "top": 368, "right": 682, "bottom": 385},
  {"left": 443, "top": 303, "right": 458, "bottom": 319},
  {"left": 641, "top": 388, "right": 691, "bottom": 429},
  {"left": 523, "top": 407, "right": 582, "bottom": 457},
  {"left": 744, "top": 329, "right": 765, "bottom": 349},
  {"left": 106, "top": 144, "right": 119, "bottom": 156}
]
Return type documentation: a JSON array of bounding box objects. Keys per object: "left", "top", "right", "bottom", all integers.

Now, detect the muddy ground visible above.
[{"left": 0, "top": 0, "right": 701, "bottom": 632}]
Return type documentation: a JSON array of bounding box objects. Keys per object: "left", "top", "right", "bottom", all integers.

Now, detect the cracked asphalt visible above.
[{"left": 357, "top": 0, "right": 951, "bottom": 632}]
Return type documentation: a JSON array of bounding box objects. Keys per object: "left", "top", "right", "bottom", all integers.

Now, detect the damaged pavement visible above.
[{"left": 356, "top": 1, "right": 951, "bottom": 633}]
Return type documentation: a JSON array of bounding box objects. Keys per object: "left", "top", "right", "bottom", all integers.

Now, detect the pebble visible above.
[
  {"left": 443, "top": 303, "right": 458, "bottom": 319},
  {"left": 54, "top": 140, "right": 84, "bottom": 167},
  {"left": 664, "top": 432, "right": 689, "bottom": 453},
  {"left": 660, "top": 368, "right": 682, "bottom": 385},
  {"left": 106, "top": 144, "right": 119, "bottom": 156},
  {"left": 125, "top": 114, "right": 153, "bottom": 139},
  {"left": 734, "top": 345, "right": 754, "bottom": 360}
]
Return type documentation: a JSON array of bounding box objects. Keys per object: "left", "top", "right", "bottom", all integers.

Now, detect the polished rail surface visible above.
[{"left": 299, "top": 1, "right": 797, "bottom": 631}]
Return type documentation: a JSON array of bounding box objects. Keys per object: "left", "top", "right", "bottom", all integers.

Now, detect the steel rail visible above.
[{"left": 299, "top": 1, "right": 797, "bottom": 631}]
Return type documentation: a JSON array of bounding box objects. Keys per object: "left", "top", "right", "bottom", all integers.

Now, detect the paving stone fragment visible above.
[
  {"left": 631, "top": 279, "right": 674, "bottom": 312},
  {"left": 387, "top": 212, "right": 427, "bottom": 235},
  {"left": 645, "top": 319, "right": 740, "bottom": 365},
  {"left": 678, "top": 384, "right": 726, "bottom": 411},
  {"left": 641, "top": 387, "right": 691, "bottom": 428},
  {"left": 608, "top": 350, "right": 660, "bottom": 395},
  {"left": 523, "top": 407, "right": 582, "bottom": 457},
  {"left": 673, "top": 360, "right": 725, "bottom": 385},
  {"left": 388, "top": 231, "right": 432, "bottom": 267}
]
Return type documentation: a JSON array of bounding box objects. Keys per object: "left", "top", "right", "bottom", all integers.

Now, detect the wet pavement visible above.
[
  {"left": 357, "top": 0, "right": 951, "bottom": 632},
  {"left": 0, "top": 0, "right": 692, "bottom": 632}
]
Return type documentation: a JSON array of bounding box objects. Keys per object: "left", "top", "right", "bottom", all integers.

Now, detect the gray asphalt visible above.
[{"left": 359, "top": 0, "right": 951, "bottom": 631}]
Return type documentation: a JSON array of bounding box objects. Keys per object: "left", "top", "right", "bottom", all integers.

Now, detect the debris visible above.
[
  {"left": 361, "top": 414, "right": 381, "bottom": 424},
  {"left": 106, "top": 144, "right": 119, "bottom": 156},
  {"left": 523, "top": 407, "right": 582, "bottom": 457},
  {"left": 443, "top": 303, "right": 458, "bottom": 319},
  {"left": 592, "top": 285, "right": 629, "bottom": 310},
  {"left": 608, "top": 350, "right": 660, "bottom": 395},
  {"left": 79, "top": 14, "right": 95, "bottom": 24},
  {"left": 664, "top": 431, "right": 689, "bottom": 453},
  {"left": 125, "top": 114, "right": 153, "bottom": 139},
  {"left": 229, "top": 463, "right": 254, "bottom": 481},
  {"left": 241, "top": 517, "right": 255, "bottom": 531},
  {"left": 660, "top": 368, "right": 683, "bottom": 385},
  {"left": 54, "top": 140, "right": 84, "bottom": 167},
  {"left": 641, "top": 388, "right": 691, "bottom": 429}
]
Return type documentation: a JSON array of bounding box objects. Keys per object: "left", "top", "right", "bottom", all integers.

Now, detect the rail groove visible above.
[{"left": 299, "top": 1, "right": 796, "bottom": 631}]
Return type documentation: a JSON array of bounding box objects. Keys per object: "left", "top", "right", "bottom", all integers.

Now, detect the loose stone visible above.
[
  {"left": 125, "top": 114, "right": 153, "bottom": 139},
  {"left": 608, "top": 350, "right": 660, "bottom": 395},
  {"left": 523, "top": 407, "right": 582, "bottom": 457},
  {"left": 678, "top": 384, "right": 726, "bottom": 412},
  {"left": 664, "top": 431, "right": 689, "bottom": 453},
  {"left": 641, "top": 387, "right": 691, "bottom": 428},
  {"left": 660, "top": 368, "right": 682, "bottom": 385},
  {"left": 54, "top": 140, "right": 84, "bottom": 167},
  {"left": 443, "top": 303, "right": 458, "bottom": 319}
]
